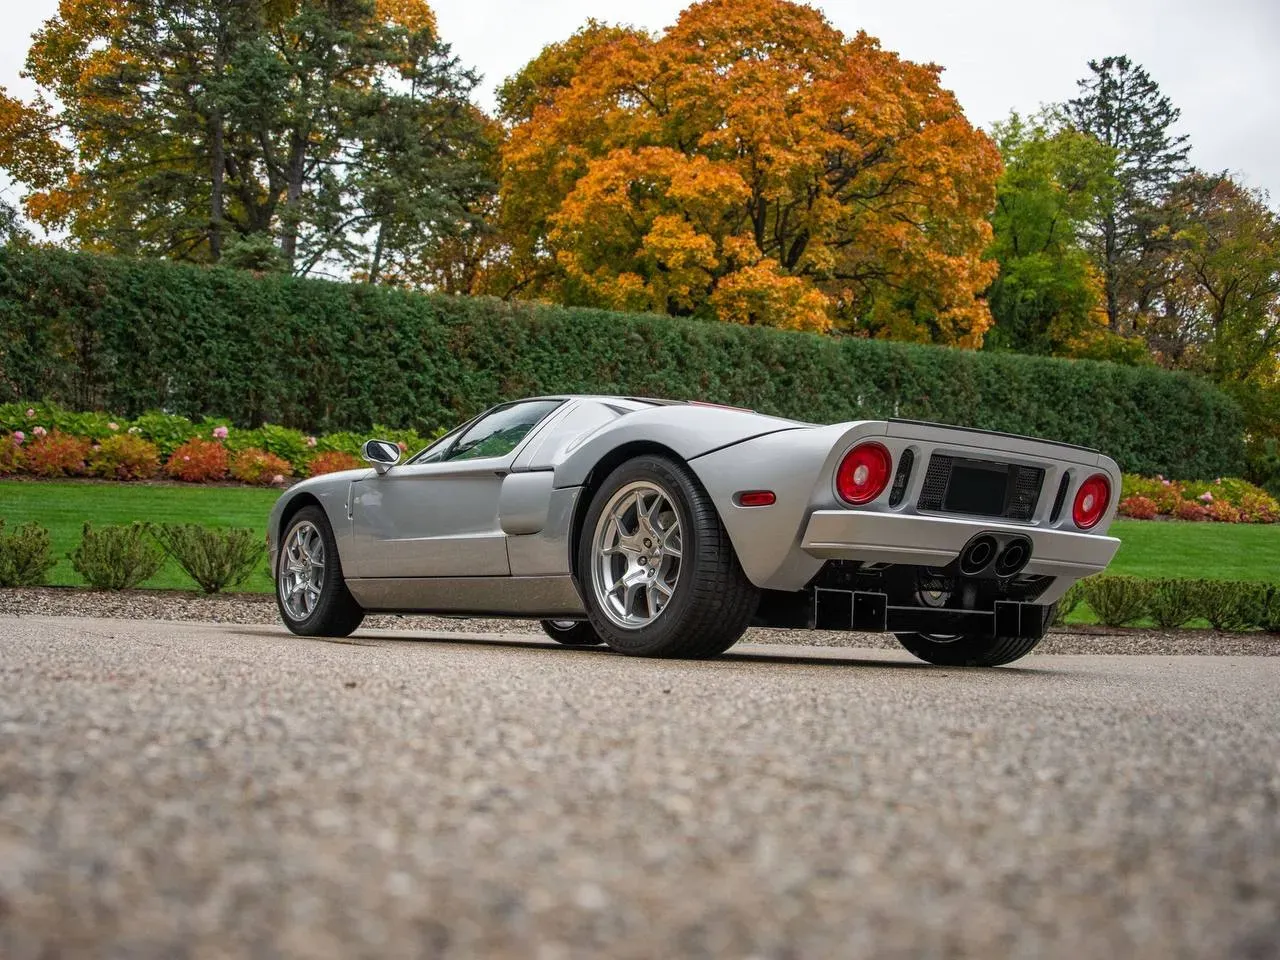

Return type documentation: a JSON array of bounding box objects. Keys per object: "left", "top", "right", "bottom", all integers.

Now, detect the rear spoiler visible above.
[{"left": 887, "top": 419, "right": 1098, "bottom": 455}]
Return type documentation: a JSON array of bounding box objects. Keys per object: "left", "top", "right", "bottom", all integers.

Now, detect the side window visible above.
[{"left": 441, "top": 400, "right": 562, "bottom": 462}]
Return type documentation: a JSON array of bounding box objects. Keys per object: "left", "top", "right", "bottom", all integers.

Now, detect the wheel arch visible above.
[
  {"left": 567, "top": 440, "right": 703, "bottom": 585},
  {"left": 278, "top": 492, "right": 323, "bottom": 547}
]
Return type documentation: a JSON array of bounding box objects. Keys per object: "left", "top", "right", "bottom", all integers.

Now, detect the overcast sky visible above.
[{"left": 3, "top": 0, "right": 1279, "bottom": 209}]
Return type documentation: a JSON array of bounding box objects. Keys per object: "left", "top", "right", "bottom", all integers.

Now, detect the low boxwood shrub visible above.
[
  {"left": 1051, "top": 581, "right": 1083, "bottom": 626},
  {"left": 152, "top": 524, "right": 264, "bottom": 593},
  {"left": 69, "top": 523, "right": 165, "bottom": 590},
  {"left": 1264, "top": 588, "right": 1280, "bottom": 634},
  {"left": 1147, "top": 578, "right": 1201, "bottom": 629},
  {"left": 88, "top": 433, "right": 161, "bottom": 481},
  {"left": 229, "top": 448, "right": 292, "bottom": 485},
  {"left": 21, "top": 431, "right": 91, "bottom": 478},
  {"left": 164, "top": 438, "right": 229, "bottom": 482},
  {"left": 1181, "top": 579, "right": 1267, "bottom": 632},
  {"left": 1080, "top": 576, "right": 1154, "bottom": 627},
  {"left": 0, "top": 520, "right": 56, "bottom": 587}
]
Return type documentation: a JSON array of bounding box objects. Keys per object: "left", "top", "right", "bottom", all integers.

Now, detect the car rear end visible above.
[{"left": 692, "top": 417, "right": 1121, "bottom": 642}]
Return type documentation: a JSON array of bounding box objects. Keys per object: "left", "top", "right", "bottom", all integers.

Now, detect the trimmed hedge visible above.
[{"left": 0, "top": 246, "right": 1245, "bottom": 478}]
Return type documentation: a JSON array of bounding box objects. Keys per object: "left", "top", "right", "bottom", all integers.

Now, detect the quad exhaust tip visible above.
[
  {"left": 994, "top": 537, "right": 1032, "bottom": 578},
  {"left": 957, "top": 534, "right": 1033, "bottom": 578},
  {"left": 958, "top": 535, "right": 999, "bottom": 576}
]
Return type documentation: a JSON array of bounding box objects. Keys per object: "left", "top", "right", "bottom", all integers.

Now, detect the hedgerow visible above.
[{"left": 0, "top": 247, "right": 1245, "bottom": 478}]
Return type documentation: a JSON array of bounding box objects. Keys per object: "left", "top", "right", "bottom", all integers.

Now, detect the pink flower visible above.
[
  {"left": 397, "top": 441, "right": 407, "bottom": 452},
  {"left": 108, "top": 422, "right": 119, "bottom": 431},
  {"left": 32, "top": 425, "right": 46, "bottom": 438},
  {"left": 25, "top": 408, "right": 34, "bottom": 418},
  {"left": 12, "top": 431, "right": 24, "bottom": 445},
  {"left": 212, "top": 425, "right": 229, "bottom": 440},
  {"left": 1161, "top": 479, "right": 1172, "bottom": 486},
  {"left": 271, "top": 474, "right": 285, "bottom": 485},
  {"left": 306, "top": 436, "right": 317, "bottom": 448},
  {"left": 183, "top": 455, "right": 191, "bottom": 462},
  {"left": 1199, "top": 491, "right": 1213, "bottom": 503}
]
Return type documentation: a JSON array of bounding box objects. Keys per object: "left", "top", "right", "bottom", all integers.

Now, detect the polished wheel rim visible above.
[
  {"left": 591, "top": 481, "right": 683, "bottom": 629},
  {"left": 279, "top": 521, "right": 325, "bottom": 621}
]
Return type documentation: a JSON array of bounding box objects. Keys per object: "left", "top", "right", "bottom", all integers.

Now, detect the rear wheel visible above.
[
  {"left": 277, "top": 506, "right": 364, "bottom": 638},
  {"left": 578, "top": 455, "right": 758, "bottom": 658},
  {"left": 540, "top": 619, "right": 604, "bottom": 645},
  {"left": 895, "top": 605, "right": 1055, "bottom": 667}
]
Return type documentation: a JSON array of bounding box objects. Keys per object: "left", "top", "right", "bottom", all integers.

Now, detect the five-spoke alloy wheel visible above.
[
  {"left": 578, "top": 455, "right": 758, "bottom": 658},
  {"left": 275, "top": 506, "right": 364, "bottom": 638}
]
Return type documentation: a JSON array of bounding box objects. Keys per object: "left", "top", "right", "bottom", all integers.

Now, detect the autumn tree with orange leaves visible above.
[{"left": 494, "top": 0, "right": 1002, "bottom": 344}]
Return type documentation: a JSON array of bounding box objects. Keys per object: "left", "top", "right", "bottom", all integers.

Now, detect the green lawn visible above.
[
  {"left": 1107, "top": 519, "right": 1280, "bottom": 582},
  {"left": 0, "top": 480, "right": 279, "bottom": 591},
  {"left": 1, "top": 480, "right": 1276, "bottom": 594}
]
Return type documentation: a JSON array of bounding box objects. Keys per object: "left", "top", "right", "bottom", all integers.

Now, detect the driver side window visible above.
[{"left": 439, "top": 400, "right": 562, "bottom": 462}]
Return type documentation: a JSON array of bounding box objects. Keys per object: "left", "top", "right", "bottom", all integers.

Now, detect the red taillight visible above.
[
  {"left": 836, "top": 442, "right": 892, "bottom": 505},
  {"left": 1072, "top": 474, "right": 1111, "bottom": 529},
  {"left": 736, "top": 490, "right": 777, "bottom": 507}
]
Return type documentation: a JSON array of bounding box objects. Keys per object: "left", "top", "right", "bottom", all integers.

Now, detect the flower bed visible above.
[
  {"left": 1118, "top": 474, "right": 1279, "bottom": 524},
  {"left": 0, "top": 402, "right": 445, "bottom": 485}
]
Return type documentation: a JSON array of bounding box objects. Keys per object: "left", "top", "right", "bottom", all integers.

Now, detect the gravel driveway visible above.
[
  {"left": 3, "top": 587, "right": 1277, "bottom": 656},
  {"left": 1, "top": 616, "right": 1277, "bottom": 958}
]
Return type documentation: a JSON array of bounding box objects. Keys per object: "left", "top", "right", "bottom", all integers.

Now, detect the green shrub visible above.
[
  {"left": 1185, "top": 579, "right": 1268, "bottom": 632},
  {"left": 88, "top": 433, "right": 161, "bottom": 480},
  {"left": 1264, "top": 587, "right": 1280, "bottom": 634},
  {"left": 128, "top": 411, "right": 201, "bottom": 457},
  {"left": 1080, "top": 575, "right": 1154, "bottom": 627},
  {"left": 0, "top": 246, "right": 1245, "bottom": 479},
  {"left": 69, "top": 523, "right": 165, "bottom": 590},
  {"left": 1051, "top": 581, "right": 1083, "bottom": 626},
  {"left": 0, "top": 520, "right": 56, "bottom": 587},
  {"left": 1147, "top": 578, "right": 1201, "bottom": 629},
  {"left": 152, "top": 524, "right": 263, "bottom": 593}
]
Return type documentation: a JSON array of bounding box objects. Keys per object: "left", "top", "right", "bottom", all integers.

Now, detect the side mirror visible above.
[{"left": 362, "top": 438, "right": 402, "bottom": 475}]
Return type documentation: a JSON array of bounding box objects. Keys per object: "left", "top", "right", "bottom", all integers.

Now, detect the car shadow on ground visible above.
[{"left": 239, "top": 625, "right": 1051, "bottom": 674}]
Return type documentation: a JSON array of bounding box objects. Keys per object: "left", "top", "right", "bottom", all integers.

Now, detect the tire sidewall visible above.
[
  {"left": 578, "top": 457, "right": 703, "bottom": 655},
  {"left": 276, "top": 506, "right": 346, "bottom": 636}
]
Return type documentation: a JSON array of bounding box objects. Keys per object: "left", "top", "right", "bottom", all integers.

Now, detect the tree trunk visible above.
[{"left": 279, "top": 129, "right": 308, "bottom": 268}]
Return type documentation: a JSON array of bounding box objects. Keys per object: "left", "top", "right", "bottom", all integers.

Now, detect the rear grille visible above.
[
  {"left": 917, "top": 454, "right": 1045, "bottom": 522},
  {"left": 917, "top": 455, "right": 953, "bottom": 512}
]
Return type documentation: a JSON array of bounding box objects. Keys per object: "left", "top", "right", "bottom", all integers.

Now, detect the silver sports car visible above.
[{"left": 268, "top": 396, "right": 1121, "bottom": 665}]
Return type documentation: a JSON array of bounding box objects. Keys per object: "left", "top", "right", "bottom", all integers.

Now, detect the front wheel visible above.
[
  {"left": 577, "top": 454, "right": 758, "bottom": 658},
  {"left": 895, "top": 605, "right": 1055, "bottom": 667},
  {"left": 277, "top": 506, "right": 365, "bottom": 638}
]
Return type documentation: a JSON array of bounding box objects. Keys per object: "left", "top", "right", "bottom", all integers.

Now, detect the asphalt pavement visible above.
[{"left": 2, "top": 616, "right": 1278, "bottom": 959}]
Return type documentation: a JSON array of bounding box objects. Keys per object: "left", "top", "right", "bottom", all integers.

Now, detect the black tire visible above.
[
  {"left": 276, "top": 506, "right": 365, "bottom": 638},
  {"left": 577, "top": 454, "right": 759, "bottom": 659},
  {"left": 894, "top": 604, "right": 1056, "bottom": 667},
  {"left": 540, "top": 619, "right": 604, "bottom": 645}
]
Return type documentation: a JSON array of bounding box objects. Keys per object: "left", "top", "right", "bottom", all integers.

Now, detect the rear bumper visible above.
[{"left": 801, "top": 511, "right": 1119, "bottom": 578}]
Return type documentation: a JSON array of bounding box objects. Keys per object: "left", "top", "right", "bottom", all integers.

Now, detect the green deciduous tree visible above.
[
  {"left": 985, "top": 111, "right": 1119, "bottom": 356},
  {"left": 1147, "top": 172, "right": 1280, "bottom": 386},
  {"left": 1, "top": 0, "right": 494, "bottom": 281}
]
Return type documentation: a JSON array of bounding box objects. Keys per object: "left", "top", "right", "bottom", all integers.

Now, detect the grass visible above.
[
  {"left": 0, "top": 479, "right": 278, "bottom": 591},
  {"left": 1, "top": 481, "right": 1276, "bottom": 596}
]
